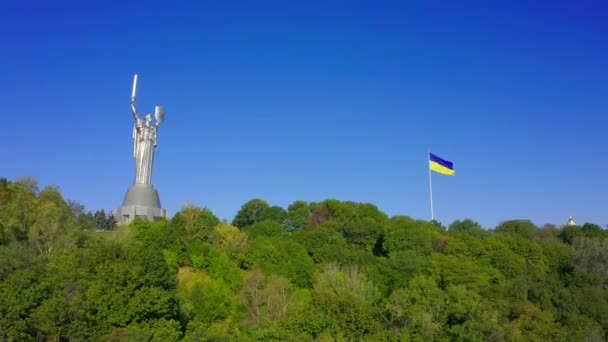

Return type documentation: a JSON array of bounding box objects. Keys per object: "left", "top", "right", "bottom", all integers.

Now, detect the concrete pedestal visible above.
[{"left": 114, "top": 184, "right": 167, "bottom": 224}]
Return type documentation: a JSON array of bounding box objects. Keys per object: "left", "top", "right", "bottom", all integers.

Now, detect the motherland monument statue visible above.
[{"left": 114, "top": 74, "right": 168, "bottom": 223}]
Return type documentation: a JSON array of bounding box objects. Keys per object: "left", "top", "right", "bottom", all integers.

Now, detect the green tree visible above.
[
  {"left": 314, "top": 263, "right": 383, "bottom": 339},
  {"left": 0, "top": 179, "right": 38, "bottom": 242},
  {"left": 430, "top": 253, "right": 504, "bottom": 295},
  {"left": 495, "top": 220, "right": 537, "bottom": 239},
  {"left": 448, "top": 219, "right": 487, "bottom": 237},
  {"left": 382, "top": 216, "right": 442, "bottom": 256},
  {"left": 246, "top": 220, "right": 286, "bottom": 239},
  {"left": 306, "top": 200, "right": 388, "bottom": 251},
  {"left": 262, "top": 205, "right": 287, "bottom": 224},
  {"left": 283, "top": 200, "right": 310, "bottom": 232},
  {"left": 75, "top": 241, "right": 178, "bottom": 333},
  {"left": 334, "top": 201, "right": 388, "bottom": 252},
  {"left": 294, "top": 221, "right": 351, "bottom": 264},
  {"left": 559, "top": 224, "right": 582, "bottom": 244},
  {"left": 187, "top": 241, "right": 244, "bottom": 291},
  {"left": 232, "top": 199, "right": 270, "bottom": 228},
  {"left": 69, "top": 201, "right": 97, "bottom": 231},
  {"left": 28, "top": 199, "right": 75, "bottom": 258},
  {"left": 503, "top": 301, "right": 568, "bottom": 341},
  {"left": 382, "top": 250, "right": 430, "bottom": 292},
  {"left": 171, "top": 206, "right": 219, "bottom": 248},
  {"left": 572, "top": 237, "right": 608, "bottom": 278},
  {"left": 0, "top": 178, "right": 11, "bottom": 244},
  {"left": 178, "top": 270, "right": 236, "bottom": 326},
  {"left": 106, "top": 319, "right": 182, "bottom": 342},
  {"left": 574, "top": 285, "right": 608, "bottom": 336},
  {"left": 581, "top": 223, "right": 603, "bottom": 238},
  {"left": 384, "top": 275, "right": 446, "bottom": 340},
  {"left": 208, "top": 222, "right": 249, "bottom": 265},
  {"left": 94, "top": 209, "right": 108, "bottom": 230},
  {"left": 0, "top": 266, "right": 49, "bottom": 341},
  {"left": 245, "top": 236, "right": 314, "bottom": 288}
]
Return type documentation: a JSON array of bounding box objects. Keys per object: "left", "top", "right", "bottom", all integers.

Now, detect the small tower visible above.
[{"left": 567, "top": 215, "right": 576, "bottom": 226}]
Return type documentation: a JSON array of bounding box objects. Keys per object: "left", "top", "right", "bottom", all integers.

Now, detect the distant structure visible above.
[
  {"left": 114, "top": 74, "right": 167, "bottom": 224},
  {"left": 567, "top": 215, "right": 576, "bottom": 226}
]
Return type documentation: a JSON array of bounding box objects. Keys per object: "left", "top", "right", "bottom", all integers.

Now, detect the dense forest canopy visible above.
[{"left": 1, "top": 177, "right": 607, "bottom": 341}]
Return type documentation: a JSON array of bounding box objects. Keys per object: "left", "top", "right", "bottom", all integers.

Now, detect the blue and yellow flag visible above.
[{"left": 429, "top": 152, "right": 454, "bottom": 176}]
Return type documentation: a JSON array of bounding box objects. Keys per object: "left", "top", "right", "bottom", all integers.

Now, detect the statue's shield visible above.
[{"left": 155, "top": 106, "right": 165, "bottom": 125}]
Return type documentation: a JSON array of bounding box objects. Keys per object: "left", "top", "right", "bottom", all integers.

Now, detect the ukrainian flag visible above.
[{"left": 429, "top": 152, "right": 454, "bottom": 176}]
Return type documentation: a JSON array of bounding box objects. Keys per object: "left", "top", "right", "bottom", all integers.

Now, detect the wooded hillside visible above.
[{"left": 1, "top": 177, "right": 607, "bottom": 341}]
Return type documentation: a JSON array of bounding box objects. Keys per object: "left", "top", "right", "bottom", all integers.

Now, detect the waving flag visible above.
[{"left": 429, "top": 152, "right": 454, "bottom": 176}]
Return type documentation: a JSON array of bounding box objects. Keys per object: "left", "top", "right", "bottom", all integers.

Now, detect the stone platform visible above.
[{"left": 114, "top": 184, "right": 167, "bottom": 224}]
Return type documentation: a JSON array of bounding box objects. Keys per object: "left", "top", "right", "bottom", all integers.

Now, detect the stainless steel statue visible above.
[
  {"left": 130, "top": 74, "right": 165, "bottom": 185},
  {"left": 114, "top": 75, "right": 168, "bottom": 223}
]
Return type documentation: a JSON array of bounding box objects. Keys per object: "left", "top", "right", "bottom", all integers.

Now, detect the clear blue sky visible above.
[{"left": 1, "top": 1, "right": 606, "bottom": 228}]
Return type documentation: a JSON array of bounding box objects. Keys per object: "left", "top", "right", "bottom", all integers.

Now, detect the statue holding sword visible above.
[
  {"left": 130, "top": 74, "right": 165, "bottom": 185},
  {"left": 114, "top": 74, "right": 168, "bottom": 223}
]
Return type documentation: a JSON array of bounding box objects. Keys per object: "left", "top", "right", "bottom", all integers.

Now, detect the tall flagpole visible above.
[{"left": 428, "top": 149, "right": 434, "bottom": 221}]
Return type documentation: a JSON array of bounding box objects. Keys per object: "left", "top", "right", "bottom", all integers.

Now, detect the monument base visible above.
[{"left": 114, "top": 184, "right": 167, "bottom": 224}]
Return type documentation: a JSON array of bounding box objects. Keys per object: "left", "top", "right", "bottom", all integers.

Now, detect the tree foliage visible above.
[{"left": 1, "top": 176, "right": 607, "bottom": 340}]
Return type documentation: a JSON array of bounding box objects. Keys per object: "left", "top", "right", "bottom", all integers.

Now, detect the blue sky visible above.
[{"left": 1, "top": 1, "right": 606, "bottom": 228}]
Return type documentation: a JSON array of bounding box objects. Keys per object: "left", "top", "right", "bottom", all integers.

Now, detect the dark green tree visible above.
[
  {"left": 232, "top": 199, "right": 270, "bottom": 228},
  {"left": 94, "top": 209, "right": 108, "bottom": 230},
  {"left": 495, "top": 220, "right": 537, "bottom": 239},
  {"left": 448, "top": 219, "right": 487, "bottom": 237},
  {"left": 283, "top": 200, "right": 310, "bottom": 232},
  {"left": 262, "top": 206, "right": 287, "bottom": 224}
]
